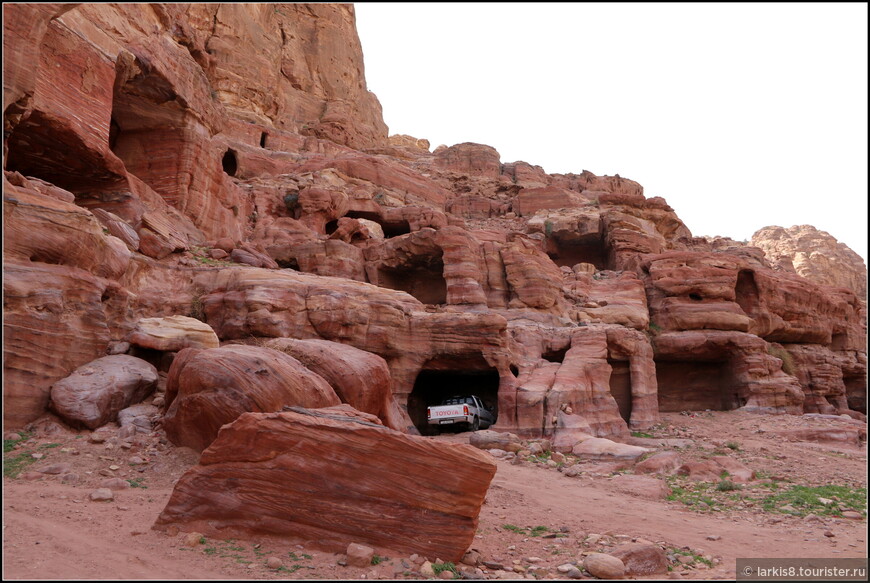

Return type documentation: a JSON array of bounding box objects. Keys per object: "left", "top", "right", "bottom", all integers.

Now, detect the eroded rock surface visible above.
[{"left": 2, "top": 2, "right": 866, "bottom": 442}]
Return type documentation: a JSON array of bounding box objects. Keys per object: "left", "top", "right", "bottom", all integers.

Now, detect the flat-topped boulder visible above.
[{"left": 155, "top": 407, "right": 496, "bottom": 561}]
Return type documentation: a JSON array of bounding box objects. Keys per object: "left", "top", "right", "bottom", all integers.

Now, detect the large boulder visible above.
[
  {"left": 264, "top": 338, "right": 409, "bottom": 431},
  {"left": 155, "top": 407, "right": 496, "bottom": 561},
  {"left": 162, "top": 345, "right": 340, "bottom": 451},
  {"left": 127, "top": 315, "right": 220, "bottom": 352},
  {"left": 48, "top": 355, "right": 158, "bottom": 429}
]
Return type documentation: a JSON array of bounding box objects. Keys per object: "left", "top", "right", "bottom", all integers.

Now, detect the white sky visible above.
[{"left": 355, "top": 3, "right": 868, "bottom": 262}]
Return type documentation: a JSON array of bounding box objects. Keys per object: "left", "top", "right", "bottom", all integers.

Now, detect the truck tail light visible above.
[
  {"left": 427, "top": 409, "right": 431, "bottom": 419},
  {"left": 464, "top": 405, "right": 469, "bottom": 415}
]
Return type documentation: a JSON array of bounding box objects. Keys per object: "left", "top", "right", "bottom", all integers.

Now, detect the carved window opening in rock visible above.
[
  {"left": 735, "top": 269, "right": 760, "bottom": 317},
  {"left": 542, "top": 347, "right": 568, "bottom": 363},
  {"left": 259, "top": 132, "right": 268, "bottom": 148},
  {"left": 407, "top": 355, "right": 500, "bottom": 435},
  {"left": 655, "top": 359, "right": 742, "bottom": 411},
  {"left": 376, "top": 254, "right": 447, "bottom": 305},
  {"left": 509, "top": 364, "right": 520, "bottom": 377},
  {"left": 608, "top": 359, "right": 633, "bottom": 422},
  {"left": 325, "top": 219, "right": 340, "bottom": 236},
  {"left": 544, "top": 232, "right": 611, "bottom": 270},
  {"left": 221, "top": 149, "right": 238, "bottom": 177},
  {"left": 689, "top": 293, "right": 703, "bottom": 302},
  {"left": 844, "top": 372, "right": 866, "bottom": 414}
]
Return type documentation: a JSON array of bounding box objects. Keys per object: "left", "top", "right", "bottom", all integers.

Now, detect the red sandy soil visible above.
[{"left": 3, "top": 411, "right": 866, "bottom": 580}]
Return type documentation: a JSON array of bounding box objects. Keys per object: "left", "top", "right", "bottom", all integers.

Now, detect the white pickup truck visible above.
[{"left": 427, "top": 395, "right": 495, "bottom": 432}]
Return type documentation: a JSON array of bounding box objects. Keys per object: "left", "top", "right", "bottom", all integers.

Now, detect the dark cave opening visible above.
[
  {"left": 221, "top": 149, "right": 238, "bottom": 177},
  {"left": 408, "top": 365, "right": 500, "bottom": 435},
  {"left": 655, "top": 359, "right": 741, "bottom": 412},
  {"left": 542, "top": 348, "right": 568, "bottom": 363},
  {"left": 545, "top": 234, "right": 610, "bottom": 270},
  {"left": 376, "top": 258, "right": 447, "bottom": 305}
]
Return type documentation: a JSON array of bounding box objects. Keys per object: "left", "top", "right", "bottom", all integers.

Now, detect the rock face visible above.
[
  {"left": 162, "top": 345, "right": 341, "bottom": 451},
  {"left": 155, "top": 407, "right": 496, "bottom": 561},
  {"left": 752, "top": 225, "right": 867, "bottom": 298},
  {"left": 48, "top": 355, "right": 158, "bottom": 429},
  {"left": 2, "top": 2, "right": 866, "bottom": 440}
]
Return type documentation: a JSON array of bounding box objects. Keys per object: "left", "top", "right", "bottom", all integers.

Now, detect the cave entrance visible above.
[
  {"left": 221, "top": 149, "right": 238, "bottom": 176},
  {"left": 408, "top": 357, "right": 500, "bottom": 435},
  {"left": 735, "top": 269, "right": 760, "bottom": 318},
  {"left": 545, "top": 233, "right": 610, "bottom": 270},
  {"left": 655, "top": 360, "right": 741, "bottom": 411},
  {"left": 376, "top": 255, "right": 447, "bottom": 305},
  {"left": 109, "top": 56, "right": 195, "bottom": 206},
  {"left": 844, "top": 372, "right": 867, "bottom": 414},
  {"left": 542, "top": 347, "right": 568, "bottom": 363},
  {"left": 608, "top": 359, "right": 633, "bottom": 422},
  {"left": 4, "top": 108, "right": 126, "bottom": 193}
]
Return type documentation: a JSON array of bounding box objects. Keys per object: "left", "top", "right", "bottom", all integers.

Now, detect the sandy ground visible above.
[{"left": 3, "top": 410, "right": 867, "bottom": 580}]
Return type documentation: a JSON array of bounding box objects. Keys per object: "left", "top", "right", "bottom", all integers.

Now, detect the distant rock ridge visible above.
[{"left": 751, "top": 225, "right": 867, "bottom": 298}]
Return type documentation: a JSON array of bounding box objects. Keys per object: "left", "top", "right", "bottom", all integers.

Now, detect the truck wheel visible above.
[{"left": 471, "top": 416, "right": 480, "bottom": 431}]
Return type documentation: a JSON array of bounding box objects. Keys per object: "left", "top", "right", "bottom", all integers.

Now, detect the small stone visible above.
[
  {"left": 676, "top": 555, "right": 694, "bottom": 565},
  {"left": 346, "top": 542, "right": 375, "bottom": 568},
  {"left": 804, "top": 514, "right": 824, "bottom": 523},
  {"left": 705, "top": 535, "right": 721, "bottom": 541},
  {"left": 524, "top": 557, "right": 543, "bottom": 563},
  {"left": 462, "top": 550, "right": 480, "bottom": 566},
  {"left": 88, "top": 434, "right": 106, "bottom": 444},
  {"left": 89, "top": 488, "right": 114, "bottom": 502},
  {"left": 165, "top": 525, "right": 179, "bottom": 537},
  {"left": 128, "top": 456, "right": 145, "bottom": 465},
  {"left": 266, "top": 557, "right": 283, "bottom": 569},
  {"left": 482, "top": 561, "right": 505, "bottom": 570},
  {"left": 21, "top": 471, "right": 43, "bottom": 481},
  {"left": 108, "top": 465, "right": 120, "bottom": 471},
  {"left": 824, "top": 531, "right": 835, "bottom": 538},
  {"left": 557, "top": 564, "right": 576, "bottom": 573},
  {"left": 184, "top": 532, "right": 204, "bottom": 547},
  {"left": 841, "top": 511, "right": 862, "bottom": 519},
  {"left": 30, "top": 453, "right": 44, "bottom": 460},
  {"left": 152, "top": 396, "right": 165, "bottom": 408},
  {"left": 420, "top": 561, "right": 435, "bottom": 578},
  {"left": 583, "top": 553, "right": 625, "bottom": 579},
  {"left": 439, "top": 570, "right": 454, "bottom": 579},
  {"left": 60, "top": 473, "right": 80, "bottom": 484}
]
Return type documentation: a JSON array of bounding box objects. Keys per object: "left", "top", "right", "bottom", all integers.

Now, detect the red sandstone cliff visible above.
[{"left": 3, "top": 3, "right": 866, "bottom": 445}]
